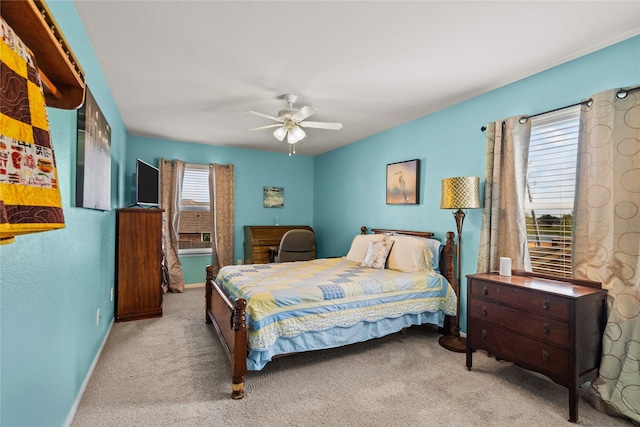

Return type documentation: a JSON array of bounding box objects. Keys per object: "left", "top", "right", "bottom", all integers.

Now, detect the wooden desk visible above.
[
  {"left": 243, "top": 225, "right": 315, "bottom": 264},
  {"left": 466, "top": 271, "right": 606, "bottom": 422}
]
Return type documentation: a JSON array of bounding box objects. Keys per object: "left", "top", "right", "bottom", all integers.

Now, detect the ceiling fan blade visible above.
[
  {"left": 244, "top": 110, "right": 283, "bottom": 122},
  {"left": 250, "top": 124, "right": 283, "bottom": 131},
  {"left": 299, "top": 121, "right": 343, "bottom": 130},
  {"left": 291, "top": 106, "right": 317, "bottom": 122}
]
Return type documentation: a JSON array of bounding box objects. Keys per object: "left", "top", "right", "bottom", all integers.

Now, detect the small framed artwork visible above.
[
  {"left": 386, "top": 159, "right": 419, "bottom": 204},
  {"left": 263, "top": 186, "right": 284, "bottom": 208}
]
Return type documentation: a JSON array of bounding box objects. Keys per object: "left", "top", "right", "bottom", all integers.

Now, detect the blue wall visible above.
[
  {"left": 126, "top": 135, "right": 315, "bottom": 270},
  {"left": 0, "top": 1, "right": 127, "bottom": 425},
  {"left": 314, "top": 35, "right": 640, "bottom": 334},
  {"left": 0, "top": 0, "right": 637, "bottom": 423}
]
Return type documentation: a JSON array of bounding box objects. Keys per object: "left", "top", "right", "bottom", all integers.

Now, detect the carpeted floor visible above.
[{"left": 71, "top": 288, "right": 633, "bottom": 426}]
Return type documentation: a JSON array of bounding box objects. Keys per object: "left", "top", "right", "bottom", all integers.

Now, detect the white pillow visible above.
[
  {"left": 410, "top": 237, "right": 443, "bottom": 273},
  {"left": 386, "top": 235, "right": 435, "bottom": 275},
  {"left": 346, "top": 234, "right": 384, "bottom": 263},
  {"left": 361, "top": 239, "right": 395, "bottom": 269}
]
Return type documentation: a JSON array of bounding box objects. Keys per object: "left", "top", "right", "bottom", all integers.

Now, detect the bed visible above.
[{"left": 205, "top": 227, "right": 457, "bottom": 399}]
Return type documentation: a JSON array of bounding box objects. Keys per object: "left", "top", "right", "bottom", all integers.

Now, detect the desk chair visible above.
[{"left": 274, "top": 229, "right": 315, "bottom": 262}]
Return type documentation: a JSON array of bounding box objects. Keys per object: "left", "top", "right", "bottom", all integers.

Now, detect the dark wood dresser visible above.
[
  {"left": 466, "top": 271, "right": 607, "bottom": 423},
  {"left": 243, "top": 225, "right": 314, "bottom": 264},
  {"left": 115, "top": 208, "right": 164, "bottom": 322}
]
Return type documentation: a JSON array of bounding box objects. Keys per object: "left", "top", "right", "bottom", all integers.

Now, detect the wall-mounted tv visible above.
[{"left": 135, "top": 159, "right": 159, "bottom": 206}]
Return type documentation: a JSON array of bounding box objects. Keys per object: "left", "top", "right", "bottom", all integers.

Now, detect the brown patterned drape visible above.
[
  {"left": 477, "top": 117, "right": 532, "bottom": 273},
  {"left": 159, "top": 159, "right": 185, "bottom": 293},
  {"left": 209, "top": 163, "right": 234, "bottom": 278},
  {"left": 574, "top": 87, "right": 640, "bottom": 423}
]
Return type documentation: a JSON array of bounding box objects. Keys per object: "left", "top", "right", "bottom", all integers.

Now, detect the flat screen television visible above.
[{"left": 135, "top": 159, "right": 159, "bottom": 206}]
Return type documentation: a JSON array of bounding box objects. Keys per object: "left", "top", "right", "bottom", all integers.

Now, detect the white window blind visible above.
[
  {"left": 179, "top": 164, "right": 211, "bottom": 254},
  {"left": 181, "top": 164, "right": 209, "bottom": 210},
  {"left": 526, "top": 106, "right": 580, "bottom": 277}
]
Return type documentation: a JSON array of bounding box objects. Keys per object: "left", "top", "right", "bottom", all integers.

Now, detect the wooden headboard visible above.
[{"left": 364, "top": 226, "right": 456, "bottom": 287}]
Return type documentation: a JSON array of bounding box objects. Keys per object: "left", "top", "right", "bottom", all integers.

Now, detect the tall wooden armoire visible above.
[{"left": 115, "top": 208, "right": 164, "bottom": 321}]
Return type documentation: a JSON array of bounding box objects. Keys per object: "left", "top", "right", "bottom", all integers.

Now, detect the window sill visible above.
[{"left": 179, "top": 248, "right": 212, "bottom": 257}]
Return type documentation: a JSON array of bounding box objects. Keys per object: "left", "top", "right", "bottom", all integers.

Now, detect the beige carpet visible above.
[{"left": 72, "top": 288, "right": 633, "bottom": 427}]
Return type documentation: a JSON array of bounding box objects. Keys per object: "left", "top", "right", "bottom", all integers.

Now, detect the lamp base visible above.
[{"left": 438, "top": 335, "right": 467, "bottom": 353}]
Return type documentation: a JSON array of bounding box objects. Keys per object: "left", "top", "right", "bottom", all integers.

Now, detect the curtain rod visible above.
[{"left": 480, "top": 85, "right": 640, "bottom": 132}]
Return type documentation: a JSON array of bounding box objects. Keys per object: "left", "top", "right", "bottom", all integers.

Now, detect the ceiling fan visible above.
[{"left": 245, "top": 94, "right": 343, "bottom": 155}]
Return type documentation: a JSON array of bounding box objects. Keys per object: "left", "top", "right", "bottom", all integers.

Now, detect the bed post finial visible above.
[
  {"left": 443, "top": 232, "right": 456, "bottom": 287},
  {"left": 361, "top": 226, "right": 367, "bottom": 235}
]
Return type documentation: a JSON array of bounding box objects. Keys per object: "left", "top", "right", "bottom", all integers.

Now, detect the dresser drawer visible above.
[
  {"left": 469, "top": 279, "right": 570, "bottom": 321},
  {"left": 468, "top": 299, "right": 569, "bottom": 348},
  {"left": 468, "top": 321, "right": 569, "bottom": 381}
]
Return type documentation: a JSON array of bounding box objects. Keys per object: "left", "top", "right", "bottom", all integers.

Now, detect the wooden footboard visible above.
[
  {"left": 206, "top": 226, "right": 456, "bottom": 399},
  {"left": 205, "top": 265, "right": 247, "bottom": 399}
]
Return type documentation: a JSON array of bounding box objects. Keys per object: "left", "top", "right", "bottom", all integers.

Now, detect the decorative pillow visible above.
[
  {"left": 386, "top": 235, "right": 435, "bottom": 275},
  {"left": 345, "top": 234, "right": 384, "bottom": 263},
  {"left": 361, "top": 238, "right": 395, "bottom": 269}
]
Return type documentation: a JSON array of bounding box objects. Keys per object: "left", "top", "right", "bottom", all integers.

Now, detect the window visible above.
[
  {"left": 525, "top": 106, "right": 580, "bottom": 277},
  {"left": 178, "top": 164, "right": 210, "bottom": 255}
]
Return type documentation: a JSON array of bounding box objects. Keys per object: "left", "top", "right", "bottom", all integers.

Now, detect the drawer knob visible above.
[
  {"left": 543, "top": 323, "right": 550, "bottom": 334},
  {"left": 482, "top": 286, "right": 488, "bottom": 295},
  {"left": 482, "top": 329, "right": 487, "bottom": 339},
  {"left": 482, "top": 307, "right": 488, "bottom": 316},
  {"left": 542, "top": 350, "right": 549, "bottom": 361},
  {"left": 543, "top": 299, "right": 550, "bottom": 310}
]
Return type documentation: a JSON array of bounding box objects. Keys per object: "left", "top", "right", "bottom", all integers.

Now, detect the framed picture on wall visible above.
[
  {"left": 76, "top": 87, "right": 111, "bottom": 210},
  {"left": 386, "top": 159, "right": 419, "bottom": 204},
  {"left": 263, "top": 186, "right": 284, "bottom": 208}
]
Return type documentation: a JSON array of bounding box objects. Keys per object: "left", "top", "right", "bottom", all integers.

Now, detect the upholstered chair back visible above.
[{"left": 276, "top": 229, "right": 315, "bottom": 262}]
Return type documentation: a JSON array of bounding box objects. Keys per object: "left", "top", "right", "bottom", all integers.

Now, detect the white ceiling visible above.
[{"left": 73, "top": 1, "right": 640, "bottom": 156}]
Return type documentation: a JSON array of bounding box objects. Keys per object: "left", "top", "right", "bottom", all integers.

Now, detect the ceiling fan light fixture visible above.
[
  {"left": 273, "top": 126, "right": 288, "bottom": 141},
  {"left": 287, "top": 131, "right": 303, "bottom": 145},
  {"left": 290, "top": 125, "right": 306, "bottom": 141}
]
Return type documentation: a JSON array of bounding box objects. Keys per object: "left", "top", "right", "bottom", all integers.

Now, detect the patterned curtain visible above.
[
  {"left": 477, "top": 117, "right": 532, "bottom": 273},
  {"left": 159, "top": 159, "right": 185, "bottom": 293},
  {"left": 209, "top": 163, "right": 234, "bottom": 278},
  {"left": 0, "top": 18, "right": 65, "bottom": 244},
  {"left": 575, "top": 87, "right": 640, "bottom": 423}
]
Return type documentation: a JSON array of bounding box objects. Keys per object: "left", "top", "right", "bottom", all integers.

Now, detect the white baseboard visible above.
[
  {"left": 64, "top": 319, "right": 114, "bottom": 427},
  {"left": 185, "top": 283, "right": 205, "bottom": 289}
]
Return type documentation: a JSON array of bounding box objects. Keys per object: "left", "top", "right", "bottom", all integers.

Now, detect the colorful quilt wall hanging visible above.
[{"left": 0, "top": 17, "right": 65, "bottom": 244}]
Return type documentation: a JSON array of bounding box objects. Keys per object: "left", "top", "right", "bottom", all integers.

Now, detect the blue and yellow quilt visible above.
[{"left": 216, "top": 257, "right": 457, "bottom": 369}]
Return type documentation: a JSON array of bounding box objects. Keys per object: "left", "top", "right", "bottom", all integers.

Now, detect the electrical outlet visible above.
[
  {"left": 96, "top": 309, "right": 101, "bottom": 325},
  {"left": 237, "top": 259, "right": 243, "bottom": 265},
  {"left": 111, "top": 287, "right": 114, "bottom": 301}
]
